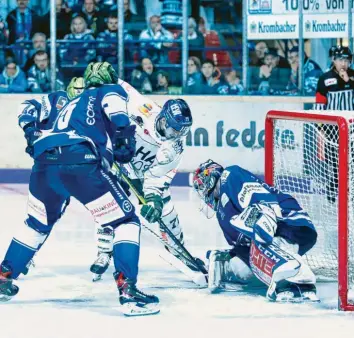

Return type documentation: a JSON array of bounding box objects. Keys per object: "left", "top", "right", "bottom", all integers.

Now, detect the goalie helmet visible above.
[{"left": 193, "top": 159, "right": 224, "bottom": 212}]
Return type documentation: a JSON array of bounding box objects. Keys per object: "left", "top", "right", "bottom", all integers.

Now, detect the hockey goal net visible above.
[{"left": 265, "top": 110, "right": 354, "bottom": 311}]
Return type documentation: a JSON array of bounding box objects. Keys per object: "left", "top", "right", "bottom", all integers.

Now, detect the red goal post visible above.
[{"left": 265, "top": 110, "right": 354, "bottom": 311}]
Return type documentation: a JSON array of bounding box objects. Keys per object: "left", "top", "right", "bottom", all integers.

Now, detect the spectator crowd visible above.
[
  {"left": 249, "top": 41, "right": 323, "bottom": 96},
  {"left": 0, "top": 0, "right": 322, "bottom": 95}
]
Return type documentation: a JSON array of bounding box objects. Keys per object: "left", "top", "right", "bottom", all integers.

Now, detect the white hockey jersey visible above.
[{"left": 119, "top": 79, "right": 185, "bottom": 196}]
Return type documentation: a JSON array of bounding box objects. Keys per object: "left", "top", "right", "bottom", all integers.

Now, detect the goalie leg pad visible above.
[
  {"left": 207, "top": 250, "right": 253, "bottom": 292},
  {"left": 249, "top": 239, "right": 316, "bottom": 286},
  {"left": 249, "top": 239, "right": 318, "bottom": 302}
]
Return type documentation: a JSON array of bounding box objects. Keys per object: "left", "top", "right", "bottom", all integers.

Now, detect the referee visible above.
[{"left": 313, "top": 46, "right": 354, "bottom": 203}]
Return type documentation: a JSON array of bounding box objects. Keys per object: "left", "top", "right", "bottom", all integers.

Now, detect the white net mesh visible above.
[{"left": 270, "top": 111, "right": 354, "bottom": 293}]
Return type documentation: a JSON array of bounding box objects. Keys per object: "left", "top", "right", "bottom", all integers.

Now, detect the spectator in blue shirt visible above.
[
  {"left": 0, "top": 58, "right": 27, "bottom": 92},
  {"left": 199, "top": 59, "right": 229, "bottom": 95}
]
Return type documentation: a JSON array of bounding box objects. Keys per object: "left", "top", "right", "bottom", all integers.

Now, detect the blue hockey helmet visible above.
[
  {"left": 158, "top": 99, "right": 193, "bottom": 139},
  {"left": 193, "top": 159, "right": 224, "bottom": 211}
]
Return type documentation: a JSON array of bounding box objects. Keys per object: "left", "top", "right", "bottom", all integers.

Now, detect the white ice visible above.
[{"left": 0, "top": 184, "right": 353, "bottom": 338}]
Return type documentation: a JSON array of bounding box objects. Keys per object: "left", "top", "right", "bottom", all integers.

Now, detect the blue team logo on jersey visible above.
[
  {"left": 122, "top": 200, "right": 133, "bottom": 213},
  {"left": 56, "top": 96, "right": 68, "bottom": 110}
]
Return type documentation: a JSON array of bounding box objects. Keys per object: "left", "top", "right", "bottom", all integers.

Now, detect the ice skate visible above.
[
  {"left": 267, "top": 280, "right": 320, "bottom": 303},
  {"left": 115, "top": 272, "right": 160, "bottom": 316},
  {"left": 90, "top": 252, "right": 112, "bottom": 282},
  {"left": 0, "top": 263, "right": 19, "bottom": 302}
]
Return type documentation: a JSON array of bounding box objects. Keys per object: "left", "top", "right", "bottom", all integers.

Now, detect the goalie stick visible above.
[{"left": 112, "top": 163, "right": 208, "bottom": 285}]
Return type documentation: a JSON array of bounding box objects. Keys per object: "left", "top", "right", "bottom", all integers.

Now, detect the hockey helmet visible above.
[
  {"left": 329, "top": 46, "right": 336, "bottom": 58},
  {"left": 157, "top": 99, "right": 193, "bottom": 139},
  {"left": 66, "top": 77, "right": 85, "bottom": 100},
  {"left": 193, "top": 159, "right": 224, "bottom": 211},
  {"left": 84, "top": 61, "right": 118, "bottom": 88},
  {"left": 331, "top": 45, "right": 352, "bottom": 61}
]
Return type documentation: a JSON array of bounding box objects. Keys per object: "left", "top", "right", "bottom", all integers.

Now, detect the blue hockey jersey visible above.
[
  {"left": 33, "top": 84, "right": 130, "bottom": 162},
  {"left": 18, "top": 91, "right": 69, "bottom": 130},
  {"left": 217, "top": 165, "right": 317, "bottom": 255}
]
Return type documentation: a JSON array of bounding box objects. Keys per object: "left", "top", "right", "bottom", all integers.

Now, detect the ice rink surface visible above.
[{"left": 1, "top": 184, "right": 354, "bottom": 338}]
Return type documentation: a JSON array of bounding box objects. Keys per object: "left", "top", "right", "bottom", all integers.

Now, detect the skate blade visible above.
[
  {"left": 274, "top": 293, "right": 320, "bottom": 304},
  {"left": 120, "top": 302, "right": 160, "bottom": 317},
  {"left": 92, "top": 273, "right": 102, "bottom": 282},
  {"left": 208, "top": 282, "right": 245, "bottom": 294},
  {"left": 0, "top": 294, "right": 13, "bottom": 302}
]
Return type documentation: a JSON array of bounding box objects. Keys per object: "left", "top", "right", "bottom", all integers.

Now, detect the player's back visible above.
[
  {"left": 34, "top": 84, "right": 129, "bottom": 160},
  {"left": 38, "top": 91, "right": 69, "bottom": 130},
  {"left": 18, "top": 90, "right": 69, "bottom": 131},
  {"left": 219, "top": 165, "right": 296, "bottom": 214}
]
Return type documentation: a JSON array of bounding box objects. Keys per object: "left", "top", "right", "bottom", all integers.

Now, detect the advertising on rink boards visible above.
[
  {"left": 247, "top": 15, "right": 299, "bottom": 40},
  {"left": 0, "top": 95, "right": 306, "bottom": 177},
  {"left": 247, "top": 0, "right": 352, "bottom": 40}
]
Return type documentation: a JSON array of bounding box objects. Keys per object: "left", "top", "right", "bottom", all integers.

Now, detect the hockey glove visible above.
[
  {"left": 253, "top": 204, "right": 277, "bottom": 244},
  {"left": 230, "top": 204, "right": 277, "bottom": 244},
  {"left": 113, "top": 125, "right": 136, "bottom": 164},
  {"left": 23, "top": 123, "right": 42, "bottom": 157},
  {"left": 140, "top": 194, "right": 164, "bottom": 223}
]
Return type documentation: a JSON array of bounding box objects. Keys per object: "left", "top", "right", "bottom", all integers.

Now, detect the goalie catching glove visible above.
[
  {"left": 230, "top": 203, "right": 279, "bottom": 244},
  {"left": 140, "top": 194, "right": 164, "bottom": 223}
]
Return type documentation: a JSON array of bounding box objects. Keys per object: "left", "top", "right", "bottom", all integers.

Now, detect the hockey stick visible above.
[{"left": 112, "top": 162, "right": 208, "bottom": 276}]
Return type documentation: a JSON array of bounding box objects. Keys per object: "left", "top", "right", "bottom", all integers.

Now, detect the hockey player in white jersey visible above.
[
  {"left": 193, "top": 160, "right": 319, "bottom": 303},
  {"left": 90, "top": 80, "right": 193, "bottom": 281}
]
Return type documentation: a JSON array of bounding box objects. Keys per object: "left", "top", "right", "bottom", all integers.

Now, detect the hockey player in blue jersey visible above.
[
  {"left": 14, "top": 77, "right": 85, "bottom": 275},
  {"left": 0, "top": 62, "right": 159, "bottom": 316},
  {"left": 193, "top": 159, "right": 319, "bottom": 303},
  {"left": 18, "top": 77, "right": 85, "bottom": 158}
]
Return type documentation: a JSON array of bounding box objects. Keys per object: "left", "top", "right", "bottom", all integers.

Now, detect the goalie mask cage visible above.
[{"left": 265, "top": 110, "right": 354, "bottom": 311}]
